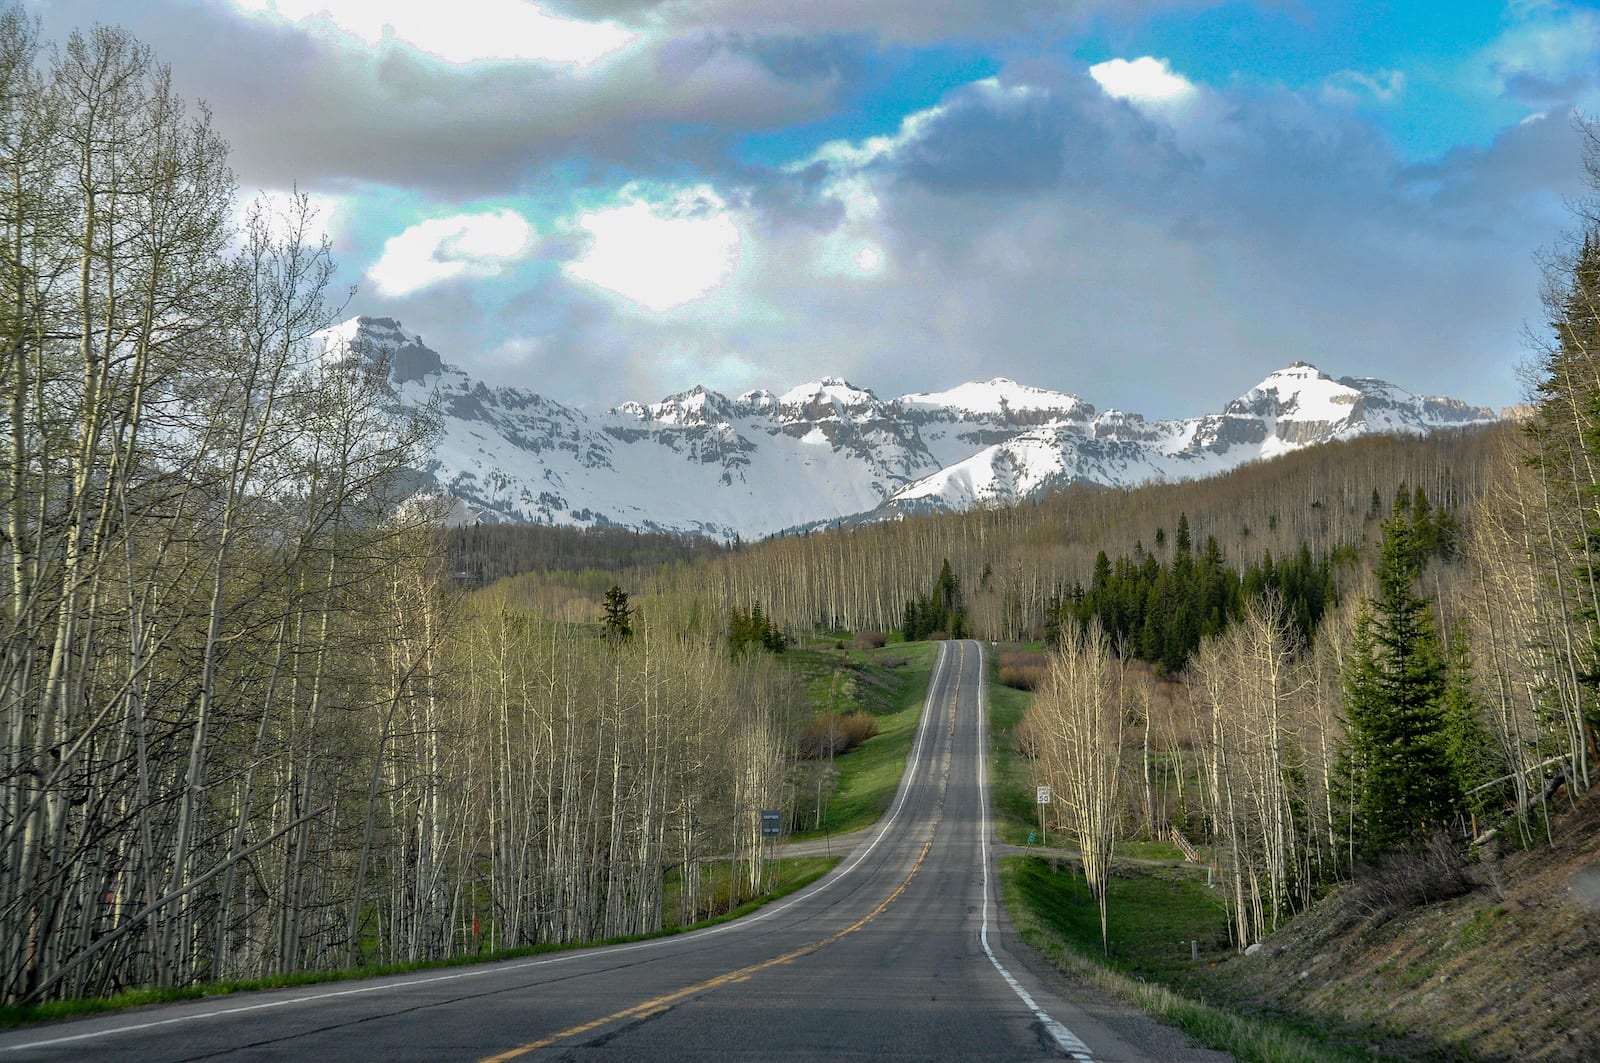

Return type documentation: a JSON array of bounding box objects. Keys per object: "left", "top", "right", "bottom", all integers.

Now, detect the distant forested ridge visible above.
[{"left": 447, "top": 523, "right": 726, "bottom": 586}]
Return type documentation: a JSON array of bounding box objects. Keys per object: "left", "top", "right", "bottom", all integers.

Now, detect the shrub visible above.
[
  {"left": 998, "top": 648, "right": 1048, "bottom": 691},
  {"left": 852, "top": 630, "right": 887, "bottom": 650},
  {"left": 1352, "top": 832, "right": 1477, "bottom": 921},
  {"left": 794, "top": 712, "right": 879, "bottom": 759}
]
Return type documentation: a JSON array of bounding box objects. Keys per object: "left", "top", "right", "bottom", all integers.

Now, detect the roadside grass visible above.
[
  {"left": 786, "top": 640, "right": 937, "bottom": 840},
  {"left": 661, "top": 855, "right": 834, "bottom": 929},
  {"left": 1118, "top": 838, "right": 1188, "bottom": 862},
  {"left": 0, "top": 856, "right": 837, "bottom": 1031},
  {"left": 1005, "top": 855, "right": 1231, "bottom": 978},
  {"left": 986, "top": 660, "right": 1038, "bottom": 846},
  {"left": 1000, "top": 855, "right": 1377, "bottom": 1063}
]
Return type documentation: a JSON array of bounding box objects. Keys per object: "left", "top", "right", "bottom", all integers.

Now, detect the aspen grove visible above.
[{"left": 0, "top": 18, "right": 790, "bottom": 1003}]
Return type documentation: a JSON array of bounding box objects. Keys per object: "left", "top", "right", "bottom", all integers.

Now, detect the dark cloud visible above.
[
  {"left": 22, "top": 0, "right": 851, "bottom": 193},
  {"left": 549, "top": 0, "right": 1218, "bottom": 45},
  {"left": 1501, "top": 69, "right": 1594, "bottom": 105},
  {"left": 735, "top": 32, "right": 869, "bottom": 85},
  {"left": 16, "top": 0, "right": 1583, "bottom": 423},
  {"left": 499, "top": 61, "right": 1582, "bottom": 419},
  {"left": 545, "top": 0, "right": 666, "bottom": 22},
  {"left": 1399, "top": 110, "right": 1589, "bottom": 222},
  {"left": 898, "top": 86, "right": 1074, "bottom": 194}
]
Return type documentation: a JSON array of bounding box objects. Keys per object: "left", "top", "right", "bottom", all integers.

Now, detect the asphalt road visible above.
[{"left": 0, "top": 641, "right": 1230, "bottom": 1062}]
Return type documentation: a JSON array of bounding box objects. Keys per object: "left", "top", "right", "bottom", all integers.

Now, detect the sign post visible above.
[
  {"left": 761, "top": 809, "right": 781, "bottom": 889},
  {"left": 1035, "top": 785, "right": 1051, "bottom": 848}
]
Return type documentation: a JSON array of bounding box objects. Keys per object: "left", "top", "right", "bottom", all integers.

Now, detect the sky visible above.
[{"left": 21, "top": 0, "right": 1600, "bottom": 418}]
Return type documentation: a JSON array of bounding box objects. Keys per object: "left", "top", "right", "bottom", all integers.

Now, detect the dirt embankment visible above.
[{"left": 1214, "top": 794, "right": 1600, "bottom": 1061}]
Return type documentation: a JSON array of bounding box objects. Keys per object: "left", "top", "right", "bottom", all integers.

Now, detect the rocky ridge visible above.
[{"left": 316, "top": 316, "right": 1498, "bottom": 540}]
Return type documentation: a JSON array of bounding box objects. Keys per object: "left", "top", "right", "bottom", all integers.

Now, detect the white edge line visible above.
[
  {"left": 974, "top": 640, "right": 1096, "bottom": 1062},
  {"left": 2, "top": 644, "right": 957, "bottom": 1055}
]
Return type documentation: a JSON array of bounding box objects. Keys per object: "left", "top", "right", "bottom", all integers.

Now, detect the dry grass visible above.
[
  {"left": 997, "top": 647, "right": 1048, "bottom": 690},
  {"left": 794, "top": 711, "right": 880, "bottom": 759}
]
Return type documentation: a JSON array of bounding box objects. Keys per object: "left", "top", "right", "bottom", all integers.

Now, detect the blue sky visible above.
[{"left": 23, "top": 0, "right": 1600, "bottom": 418}]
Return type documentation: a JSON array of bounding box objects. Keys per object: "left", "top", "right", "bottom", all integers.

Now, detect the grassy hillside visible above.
[
  {"left": 785, "top": 639, "right": 937, "bottom": 839},
  {"left": 1207, "top": 792, "right": 1600, "bottom": 1061}
]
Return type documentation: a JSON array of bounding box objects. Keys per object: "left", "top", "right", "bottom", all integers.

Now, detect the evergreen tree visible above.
[
  {"left": 727, "top": 602, "right": 786, "bottom": 655},
  {"left": 601, "top": 584, "right": 634, "bottom": 642},
  {"left": 1336, "top": 509, "right": 1460, "bottom": 858},
  {"left": 900, "top": 560, "right": 968, "bottom": 640},
  {"left": 1058, "top": 523, "right": 1331, "bottom": 673},
  {"left": 1441, "top": 630, "right": 1502, "bottom": 819}
]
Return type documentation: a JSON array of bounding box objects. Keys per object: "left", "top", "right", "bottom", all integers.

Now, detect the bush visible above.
[
  {"left": 1352, "top": 833, "right": 1477, "bottom": 921},
  {"left": 794, "top": 712, "right": 879, "bottom": 759},
  {"left": 852, "top": 630, "right": 887, "bottom": 651},
  {"left": 998, "top": 648, "right": 1048, "bottom": 691}
]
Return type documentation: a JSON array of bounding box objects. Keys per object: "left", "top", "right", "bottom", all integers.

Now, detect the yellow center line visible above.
[
  {"left": 477, "top": 835, "right": 937, "bottom": 1063},
  {"left": 481, "top": 643, "right": 969, "bottom": 1062}
]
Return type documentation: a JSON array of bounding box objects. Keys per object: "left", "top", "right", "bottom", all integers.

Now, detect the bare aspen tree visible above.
[
  {"left": 1191, "top": 593, "right": 1308, "bottom": 946},
  {"left": 1028, "top": 622, "right": 1123, "bottom": 951}
]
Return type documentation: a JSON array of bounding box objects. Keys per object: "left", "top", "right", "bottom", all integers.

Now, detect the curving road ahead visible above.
[{"left": 0, "top": 641, "right": 1229, "bottom": 1062}]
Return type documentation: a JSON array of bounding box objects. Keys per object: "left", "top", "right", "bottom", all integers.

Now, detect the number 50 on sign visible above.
[{"left": 1036, "top": 785, "right": 1051, "bottom": 805}]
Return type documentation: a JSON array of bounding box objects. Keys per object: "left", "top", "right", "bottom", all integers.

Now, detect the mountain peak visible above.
[
  {"left": 898, "top": 378, "right": 1091, "bottom": 420},
  {"left": 637, "top": 385, "right": 736, "bottom": 425},
  {"left": 1225, "top": 363, "right": 1358, "bottom": 421},
  {"left": 779, "top": 378, "right": 880, "bottom": 409},
  {"left": 316, "top": 314, "right": 444, "bottom": 386},
  {"left": 344, "top": 316, "right": 1496, "bottom": 540}
]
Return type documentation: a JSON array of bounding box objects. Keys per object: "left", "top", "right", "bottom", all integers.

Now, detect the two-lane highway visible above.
[{"left": 0, "top": 642, "right": 1229, "bottom": 1061}]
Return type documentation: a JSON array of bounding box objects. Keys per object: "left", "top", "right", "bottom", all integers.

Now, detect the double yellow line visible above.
[
  {"left": 480, "top": 644, "right": 969, "bottom": 1062},
  {"left": 479, "top": 835, "right": 936, "bottom": 1062}
]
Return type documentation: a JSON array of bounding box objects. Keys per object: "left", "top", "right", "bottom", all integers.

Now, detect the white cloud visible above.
[
  {"left": 563, "top": 186, "right": 742, "bottom": 312},
  {"left": 368, "top": 209, "right": 535, "bottom": 297},
  {"left": 657, "top": 347, "right": 763, "bottom": 395},
  {"left": 853, "top": 244, "right": 885, "bottom": 274},
  {"left": 803, "top": 165, "right": 890, "bottom": 280},
  {"left": 230, "top": 0, "right": 636, "bottom": 66},
  {"left": 810, "top": 101, "right": 951, "bottom": 170},
  {"left": 1481, "top": 3, "right": 1600, "bottom": 106},
  {"left": 1089, "top": 57, "right": 1197, "bottom": 105},
  {"left": 1323, "top": 68, "right": 1407, "bottom": 106}
]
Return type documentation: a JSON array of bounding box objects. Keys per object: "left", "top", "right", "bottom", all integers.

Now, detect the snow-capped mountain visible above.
[
  {"left": 316, "top": 316, "right": 1498, "bottom": 540},
  {"left": 877, "top": 362, "right": 1499, "bottom": 517}
]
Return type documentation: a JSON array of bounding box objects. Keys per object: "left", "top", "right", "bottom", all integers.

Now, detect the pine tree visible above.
[
  {"left": 1336, "top": 509, "right": 1459, "bottom": 858},
  {"left": 601, "top": 584, "right": 634, "bottom": 642},
  {"left": 1440, "top": 629, "right": 1502, "bottom": 820}
]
